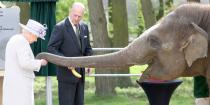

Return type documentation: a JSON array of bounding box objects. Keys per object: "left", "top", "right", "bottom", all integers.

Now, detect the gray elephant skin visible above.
[{"left": 37, "top": 3, "right": 210, "bottom": 97}]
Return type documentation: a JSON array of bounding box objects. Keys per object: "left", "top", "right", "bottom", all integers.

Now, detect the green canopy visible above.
[
  {"left": 1, "top": 0, "right": 56, "bottom": 2},
  {"left": 30, "top": 2, "right": 56, "bottom": 76}
]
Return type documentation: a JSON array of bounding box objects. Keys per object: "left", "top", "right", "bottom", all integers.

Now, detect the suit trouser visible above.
[{"left": 58, "top": 80, "right": 84, "bottom": 105}]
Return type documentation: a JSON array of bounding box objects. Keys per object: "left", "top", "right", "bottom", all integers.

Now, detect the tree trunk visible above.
[
  {"left": 88, "top": 0, "right": 116, "bottom": 96},
  {"left": 111, "top": 0, "right": 133, "bottom": 88},
  {"left": 187, "top": 0, "right": 200, "bottom": 2},
  {"left": 140, "top": 0, "right": 156, "bottom": 29},
  {"left": 16, "top": 2, "right": 30, "bottom": 24}
]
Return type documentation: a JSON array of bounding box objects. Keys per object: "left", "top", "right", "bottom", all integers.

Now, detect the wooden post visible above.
[{"left": 0, "top": 71, "right": 4, "bottom": 105}]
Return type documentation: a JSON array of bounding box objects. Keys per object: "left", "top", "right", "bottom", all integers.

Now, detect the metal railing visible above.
[
  {"left": 87, "top": 74, "right": 141, "bottom": 77},
  {"left": 92, "top": 48, "right": 123, "bottom": 52}
]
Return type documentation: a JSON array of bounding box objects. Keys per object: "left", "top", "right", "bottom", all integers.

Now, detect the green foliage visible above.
[
  {"left": 55, "top": 0, "right": 74, "bottom": 22},
  {"left": 153, "top": 0, "right": 175, "bottom": 21},
  {"left": 34, "top": 77, "right": 45, "bottom": 95},
  {"left": 56, "top": 0, "right": 89, "bottom": 23},
  {"left": 165, "top": 0, "right": 175, "bottom": 14},
  {"left": 128, "top": 26, "right": 140, "bottom": 37},
  {"left": 137, "top": 0, "right": 145, "bottom": 35},
  {"left": 137, "top": 0, "right": 176, "bottom": 36},
  {"left": 34, "top": 77, "right": 46, "bottom": 105}
]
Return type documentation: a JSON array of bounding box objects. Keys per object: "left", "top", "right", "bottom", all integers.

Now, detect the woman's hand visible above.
[{"left": 41, "top": 59, "right": 48, "bottom": 66}]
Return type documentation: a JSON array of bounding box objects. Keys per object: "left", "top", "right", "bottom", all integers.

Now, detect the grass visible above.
[{"left": 34, "top": 65, "right": 195, "bottom": 105}]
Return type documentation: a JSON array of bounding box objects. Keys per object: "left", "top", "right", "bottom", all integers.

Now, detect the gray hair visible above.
[{"left": 69, "top": 2, "right": 85, "bottom": 12}]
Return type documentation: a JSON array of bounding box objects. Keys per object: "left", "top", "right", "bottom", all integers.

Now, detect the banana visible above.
[{"left": 68, "top": 67, "right": 82, "bottom": 78}]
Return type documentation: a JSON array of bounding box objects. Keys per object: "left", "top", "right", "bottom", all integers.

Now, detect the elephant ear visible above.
[{"left": 182, "top": 23, "right": 208, "bottom": 67}]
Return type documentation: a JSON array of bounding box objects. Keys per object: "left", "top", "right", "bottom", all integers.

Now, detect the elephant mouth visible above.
[
  {"left": 138, "top": 55, "right": 154, "bottom": 65},
  {"left": 139, "top": 63, "right": 152, "bottom": 80},
  {"left": 139, "top": 62, "right": 166, "bottom": 83}
]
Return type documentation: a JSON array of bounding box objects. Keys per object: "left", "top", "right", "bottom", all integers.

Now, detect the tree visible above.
[
  {"left": 16, "top": 2, "right": 30, "bottom": 24},
  {"left": 156, "top": 0, "right": 164, "bottom": 20},
  {"left": 165, "top": 0, "right": 174, "bottom": 14},
  {"left": 187, "top": 0, "right": 200, "bottom": 2},
  {"left": 166, "top": 0, "right": 173, "bottom": 8},
  {"left": 88, "top": 0, "right": 116, "bottom": 96},
  {"left": 137, "top": 0, "right": 145, "bottom": 35},
  {"left": 140, "top": 0, "right": 156, "bottom": 29},
  {"left": 111, "top": 0, "right": 132, "bottom": 88}
]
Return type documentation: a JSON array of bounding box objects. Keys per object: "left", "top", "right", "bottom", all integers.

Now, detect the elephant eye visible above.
[{"left": 148, "top": 35, "right": 161, "bottom": 49}]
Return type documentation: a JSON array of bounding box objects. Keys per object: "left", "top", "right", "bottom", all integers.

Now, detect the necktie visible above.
[{"left": 75, "top": 25, "right": 81, "bottom": 47}]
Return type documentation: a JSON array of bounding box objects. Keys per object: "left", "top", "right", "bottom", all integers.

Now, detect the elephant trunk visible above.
[
  {"left": 36, "top": 34, "right": 152, "bottom": 68},
  {"left": 36, "top": 50, "right": 134, "bottom": 68}
]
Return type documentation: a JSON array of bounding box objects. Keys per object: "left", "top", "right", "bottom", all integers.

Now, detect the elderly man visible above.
[
  {"left": 3, "top": 19, "right": 48, "bottom": 105},
  {"left": 47, "top": 2, "right": 92, "bottom": 105}
]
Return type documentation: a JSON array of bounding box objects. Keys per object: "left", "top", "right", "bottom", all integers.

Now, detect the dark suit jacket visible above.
[{"left": 47, "top": 18, "right": 92, "bottom": 83}]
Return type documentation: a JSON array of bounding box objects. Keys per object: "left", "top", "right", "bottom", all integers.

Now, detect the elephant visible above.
[{"left": 37, "top": 3, "right": 210, "bottom": 100}]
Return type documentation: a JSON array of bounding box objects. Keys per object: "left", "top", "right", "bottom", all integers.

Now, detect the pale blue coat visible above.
[{"left": 3, "top": 34, "right": 42, "bottom": 105}]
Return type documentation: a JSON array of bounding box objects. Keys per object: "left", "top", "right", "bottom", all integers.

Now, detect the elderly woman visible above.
[{"left": 3, "top": 19, "right": 48, "bottom": 105}]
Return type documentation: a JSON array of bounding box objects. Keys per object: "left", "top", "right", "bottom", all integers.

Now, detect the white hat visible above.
[{"left": 20, "top": 19, "right": 47, "bottom": 40}]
